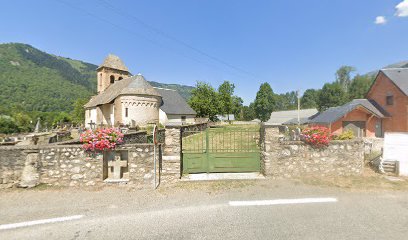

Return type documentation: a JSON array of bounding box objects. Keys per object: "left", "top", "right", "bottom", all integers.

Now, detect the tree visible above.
[
  {"left": 348, "top": 74, "right": 374, "bottom": 100},
  {"left": 254, "top": 83, "right": 275, "bottom": 122},
  {"left": 189, "top": 82, "right": 220, "bottom": 121},
  {"left": 231, "top": 96, "right": 244, "bottom": 120},
  {"left": 13, "top": 112, "right": 32, "bottom": 132},
  {"left": 52, "top": 112, "right": 72, "bottom": 127},
  {"left": 301, "top": 89, "right": 320, "bottom": 109},
  {"left": 71, "top": 98, "right": 89, "bottom": 125},
  {"left": 217, "top": 81, "right": 235, "bottom": 120},
  {"left": 317, "top": 83, "right": 348, "bottom": 111},
  {"left": 275, "top": 91, "right": 298, "bottom": 111},
  {"left": 0, "top": 115, "right": 20, "bottom": 134},
  {"left": 335, "top": 66, "right": 356, "bottom": 92},
  {"left": 242, "top": 103, "right": 256, "bottom": 121}
]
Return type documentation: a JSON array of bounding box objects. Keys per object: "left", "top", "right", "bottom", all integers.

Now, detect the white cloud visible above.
[
  {"left": 375, "top": 16, "right": 387, "bottom": 25},
  {"left": 396, "top": 0, "right": 408, "bottom": 17}
]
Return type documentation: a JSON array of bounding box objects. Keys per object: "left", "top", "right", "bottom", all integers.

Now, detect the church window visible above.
[
  {"left": 110, "top": 75, "right": 115, "bottom": 84},
  {"left": 118, "top": 77, "right": 123, "bottom": 80},
  {"left": 125, "top": 108, "right": 128, "bottom": 117}
]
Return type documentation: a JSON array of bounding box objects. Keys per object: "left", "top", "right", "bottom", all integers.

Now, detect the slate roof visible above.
[
  {"left": 84, "top": 74, "right": 161, "bottom": 108},
  {"left": 309, "top": 99, "right": 390, "bottom": 124},
  {"left": 266, "top": 109, "right": 318, "bottom": 125},
  {"left": 97, "top": 54, "right": 129, "bottom": 72},
  {"left": 154, "top": 87, "right": 196, "bottom": 115},
  {"left": 380, "top": 68, "right": 408, "bottom": 96}
]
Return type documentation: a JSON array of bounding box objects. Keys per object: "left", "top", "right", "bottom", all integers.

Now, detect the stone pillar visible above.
[
  {"left": 261, "top": 125, "right": 280, "bottom": 176},
  {"left": 161, "top": 127, "right": 181, "bottom": 182},
  {"left": 19, "top": 151, "right": 40, "bottom": 188}
]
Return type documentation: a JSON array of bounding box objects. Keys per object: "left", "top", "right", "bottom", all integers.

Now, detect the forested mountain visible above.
[{"left": 0, "top": 43, "right": 194, "bottom": 114}]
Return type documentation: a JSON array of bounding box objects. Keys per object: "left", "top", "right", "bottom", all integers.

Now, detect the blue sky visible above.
[{"left": 1, "top": 0, "right": 408, "bottom": 104}]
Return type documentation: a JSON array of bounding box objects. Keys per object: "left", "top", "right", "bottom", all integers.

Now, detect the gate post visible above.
[
  {"left": 205, "top": 128, "right": 209, "bottom": 173},
  {"left": 162, "top": 126, "right": 182, "bottom": 182}
]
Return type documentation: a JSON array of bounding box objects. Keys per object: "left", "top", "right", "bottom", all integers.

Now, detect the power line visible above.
[
  {"left": 56, "top": 0, "right": 231, "bottom": 75},
  {"left": 98, "top": 0, "right": 263, "bottom": 81}
]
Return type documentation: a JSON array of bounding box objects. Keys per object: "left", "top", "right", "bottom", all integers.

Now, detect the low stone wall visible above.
[
  {"left": 262, "top": 126, "right": 364, "bottom": 177},
  {"left": 0, "top": 144, "right": 170, "bottom": 188}
]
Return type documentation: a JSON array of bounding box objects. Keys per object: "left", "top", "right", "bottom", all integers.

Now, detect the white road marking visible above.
[
  {"left": 0, "top": 215, "right": 84, "bottom": 230},
  {"left": 229, "top": 197, "right": 338, "bottom": 206}
]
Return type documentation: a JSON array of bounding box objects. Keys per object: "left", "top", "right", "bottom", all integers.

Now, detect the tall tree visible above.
[
  {"left": 217, "top": 81, "right": 235, "bottom": 120},
  {"left": 301, "top": 89, "right": 320, "bottom": 109},
  {"left": 189, "top": 82, "right": 220, "bottom": 121},
  {"left": 254, "top": 83, "right": 275, "bottom": 122},
  {"left": 71, "top": 98, "right": 89, "bottom": 125},
  {"left": 231, "top": 96, "right": 244, "bottom": 120},
  {"left": 335, "top": 65, "right": 356, "bottom": 92},
  {"left": 275, "top": 91, "right": 298, "bottom": 111},
  {"left": 317, "top": 83, "right": 348, "bottom": 111},
  {"left": 348, "top": 74, "right": 375, "bottom": 100},
  {"left": 242, "top": 103, "right": 256, "bottom": 121}
]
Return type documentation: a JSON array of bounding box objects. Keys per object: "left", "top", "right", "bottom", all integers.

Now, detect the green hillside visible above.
[
  {"left": 0, "top": 43, "right": 194, "bottom": 114},
  {"left": 0, "top": 43, "right": 95, "bottom": 112}
]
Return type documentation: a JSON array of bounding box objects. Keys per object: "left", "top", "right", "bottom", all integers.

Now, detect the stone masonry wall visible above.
[
  {"left": 0, "top": 144, "right": 163, "bottom": 188},
  {"left": 161, "top": 127, "right": 182, "bottom": 182},
  {"left": 262, "top": 126, "right": 365, "bottom": 177}
]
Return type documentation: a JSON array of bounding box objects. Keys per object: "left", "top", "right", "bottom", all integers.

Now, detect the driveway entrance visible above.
[{"left": 181, "top": 126, "right": 261, "bottom": 174}]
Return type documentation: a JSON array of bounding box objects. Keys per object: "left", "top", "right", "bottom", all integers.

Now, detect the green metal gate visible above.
[{"left": 181, "top": 127, "right": 261, "bottom": 174}]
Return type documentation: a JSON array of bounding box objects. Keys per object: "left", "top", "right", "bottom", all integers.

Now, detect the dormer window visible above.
[{"left": 386, "top": 95, "right": 394, "bottom": 105}]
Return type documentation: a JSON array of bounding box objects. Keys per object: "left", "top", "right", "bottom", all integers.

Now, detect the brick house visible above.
[{"left": 310, "top": 68, "right": 408, "bottom": 137}]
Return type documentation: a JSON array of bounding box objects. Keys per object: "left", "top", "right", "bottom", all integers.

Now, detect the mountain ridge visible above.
[{"left": 0, "top": 43, "right": 194, "bottom": 113}]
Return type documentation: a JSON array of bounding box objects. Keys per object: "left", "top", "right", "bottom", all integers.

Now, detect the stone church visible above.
[{"left": 84, "top": 54, "right": 196, "bottom": 128}]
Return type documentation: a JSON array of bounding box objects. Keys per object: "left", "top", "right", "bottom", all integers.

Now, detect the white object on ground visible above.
[{"left": 0, "top": 215, "right": 84, "bottom": 230}]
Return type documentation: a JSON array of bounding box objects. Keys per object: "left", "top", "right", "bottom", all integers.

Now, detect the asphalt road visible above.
[{"left": 1, "top": 180, "right": 408, "bottom": 239}]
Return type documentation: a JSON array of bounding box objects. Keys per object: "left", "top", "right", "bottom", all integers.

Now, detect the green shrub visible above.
[{"left": 333, "top": 130, "right": 354, "bottom": 140}]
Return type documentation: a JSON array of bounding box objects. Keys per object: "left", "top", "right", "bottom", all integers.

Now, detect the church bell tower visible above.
[{"left": 96, "top": 54, "right": 131, "bottom": 93}]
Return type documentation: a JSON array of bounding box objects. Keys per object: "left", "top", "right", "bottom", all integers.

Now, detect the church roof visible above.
[
  {"left": 154, "top": 87, "right": 196, "bottom": 115},
  {"left": 97, "top": 54, "right": 129, "bottom": 72},
  {"left": 84, "top": 74, "right": 161, "bottom": 108}
]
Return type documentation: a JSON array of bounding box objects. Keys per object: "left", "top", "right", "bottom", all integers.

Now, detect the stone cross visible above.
[
  {"left": 88, "top": 120, "right": 96, "bottom": 130},
  {"left": 108, "top": 155, "right": 127, "bottom": 179}
]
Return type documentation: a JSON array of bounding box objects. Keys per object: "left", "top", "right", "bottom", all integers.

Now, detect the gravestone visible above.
[{"left": 34, "top": 118, "right": 41, "bottom": 133}]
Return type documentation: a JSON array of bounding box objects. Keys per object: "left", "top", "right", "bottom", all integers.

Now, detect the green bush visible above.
[
  {"left": 333, "top": 130, "right": 354, "bottom": 140},
  {"left": 0, "top": 115, "right": 20, "bottom": 134}
]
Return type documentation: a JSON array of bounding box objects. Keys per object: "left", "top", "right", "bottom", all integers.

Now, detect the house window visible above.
[
  {"left": 386, "top": 95, "right": 394, "bottom": 105},
  {"left": 110, "top": 75, "right": 115, "bottom": 84},
  {"left": 125, "top": 108, "right": 128, "bottom": 117},
  {"left": 181, "top": 116, "right": 186, "bottom": 122}
]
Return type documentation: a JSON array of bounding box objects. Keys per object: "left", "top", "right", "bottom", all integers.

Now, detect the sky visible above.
[{"left": 1, "top": 0, "right": 408, "bottom": 105}]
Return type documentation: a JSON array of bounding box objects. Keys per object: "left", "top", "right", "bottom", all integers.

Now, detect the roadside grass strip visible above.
[
  {"left": 229, "top": 197, "right": 338, "bottom": 207},
  {"left": 0, "top": 215, "right": 84, "bottom": 230}
]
